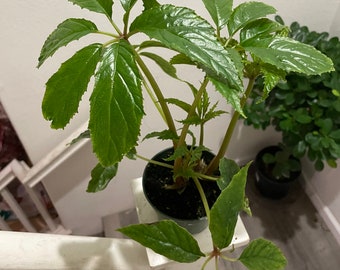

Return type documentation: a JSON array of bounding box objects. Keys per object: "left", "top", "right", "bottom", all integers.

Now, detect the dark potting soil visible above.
[{"left": 143, "top": 147, "right": 221, "bottom": 220}]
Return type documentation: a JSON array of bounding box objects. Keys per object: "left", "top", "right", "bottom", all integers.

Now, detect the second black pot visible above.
[{"left": 254, "top": 146, "right": 301, "bottom": 199}]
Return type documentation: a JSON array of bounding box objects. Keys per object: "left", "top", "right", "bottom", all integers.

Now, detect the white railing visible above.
[
  {"left": 0, "top": 231, "right": 150, "bottom": 270},
  {"left": 0, "top": 122, "right": 89, "bottom": 234}
]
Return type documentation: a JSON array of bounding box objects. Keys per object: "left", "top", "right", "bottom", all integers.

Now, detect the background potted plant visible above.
[
  {"left": 38, "top": 0, "right": 333, "bottom": 269},
  {"left": 244, "top": 16, "right": 340, "bottom": 199}
]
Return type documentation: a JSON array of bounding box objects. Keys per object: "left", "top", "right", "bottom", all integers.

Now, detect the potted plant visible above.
[
  {"left": 253, "top": 144, "right": 302, "bottom": 199},
  {"left": 38, "top": 0, "right": 333, "bottom": 269},
  {"left": 244, "top": 16, "right": 340, "bottom": 198}
]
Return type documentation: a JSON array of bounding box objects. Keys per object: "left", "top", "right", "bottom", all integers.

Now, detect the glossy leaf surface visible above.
[
  {"left": 244, "top": 37, "right": 334, "bottom": 75},
  {"left": 38, "top": 18, "right": 98, "bottom": 67},
  {"left": 240, "top": 18, "right": 287, "bottom": 46},
  {"left": 202, "top": 0, "right": 233, "bottom": 29},
  {"left": 120, "top": 0, "right": 137, "bottom": 12},
  {"left": 118, "top": 220, "right": 205, "bottom": 263},
  {"left": 87, "top": 163, "right": 118, "bottom": 192},
  {"left": 68, "top": 0, "right": 113, "bottom": 17},
  {"left": 228, "top": 2, "right": 276, "bottom": 36},
  {"left": 42, "top": 44, "right": 102, "bottom": 128},
  {"left": 130, "top": 4, "right": 243, "bottom": 93},
  {"left": 89, "top": 40, "right": 143, "bottom": 166},
  {"left": 239, "top": 238, "right": 287, "bottom": 270}
]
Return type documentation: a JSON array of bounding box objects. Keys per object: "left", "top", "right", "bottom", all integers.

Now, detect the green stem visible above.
[
  {"left": 141, "top": 74, "right": 167, "bottom": 123},
  {"left": 201, "top": 255, "right": 214, "bottom": 270},
  {"left": 199, "top": 123, "right": 204, "bottom": 146},
  {"left": 96, "top": 30, "right": 119, "bottom": 39},
  {"left": 106, "top": 15, "right": 123, "bottom": 36},
  {"left": 134, "top": 53, "right": 178, "bottom": 141},
  {"left": 192, "top": 176, "right": 210, "bottom": 223},
  {"left": 135, "top": 154, "right": 174, "bottom": 169},
  {"left": 102, "top": 39, "right": 118, "bottom": 48},
  {"left": 220, "top": 254, "right": 238, "bottom": 262},
  {"left": 195, "top": 173, "right": 219, "bottom": 182},
  {"left": 123, "top": 11, "right": 130, "bottom": 36},
  {"left": 206, "top": 77, "right": 256, "bottom": 175}
]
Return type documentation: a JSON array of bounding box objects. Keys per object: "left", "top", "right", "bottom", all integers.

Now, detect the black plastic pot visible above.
[
  {"left": 142, "top": 147, "right": 220, "bottom": 234},
  {"left": 254, "top": 146, "right": 301, "bottom": 199}
]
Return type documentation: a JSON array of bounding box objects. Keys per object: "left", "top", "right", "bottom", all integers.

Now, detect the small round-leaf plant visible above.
[
  {"left": 244, "top": 16, "right": 340, "bottom": 180},
  {"left": 38, "top": 0, "right": 333, "bottom": 269}
]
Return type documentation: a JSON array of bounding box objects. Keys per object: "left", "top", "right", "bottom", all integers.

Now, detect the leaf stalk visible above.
[{"left": 135, "top": 53, "right": 178, "bottom": 142}]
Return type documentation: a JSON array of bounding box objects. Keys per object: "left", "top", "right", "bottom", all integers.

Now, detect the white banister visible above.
[
  {"left": 0, "top": 188, "right": 37, "bottom": 232},
  {"left": 0, "top": 161, "right": 37, "bottom": 232},
  {"left": 0, "top": 121, "right": 89, "bottom": 234},
  {"left": 0, "top": 231, "right": 150, "bottom": 270},
  {"left": 20, "top": 121, "right": 89, "bottom": 189},
  {"left": 11, "top": 159, "right": 59, "bottom": 232}
]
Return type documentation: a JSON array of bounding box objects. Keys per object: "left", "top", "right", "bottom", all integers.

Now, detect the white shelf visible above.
[{"left": 131, "top": 177, "right": 250, "bottom": 269}]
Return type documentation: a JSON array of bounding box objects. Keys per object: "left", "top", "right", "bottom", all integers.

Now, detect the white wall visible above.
[{"left": 1, "top": 0, "right": 340, "bottom": 237}]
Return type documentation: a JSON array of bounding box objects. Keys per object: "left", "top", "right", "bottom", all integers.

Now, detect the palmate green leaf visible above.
[
  {"left": 228, "top": 2, "right": 277, "bottom": 36},
  {"left": 42, "top": 44, "right": 103, "bottom": 129},
  {"left": 38, "top": 18, "right": 98, "bottom": 67},
  {"left": 87, "top": 163, "right": 118, "bottom": 192},
  {"left": 244, "top": 37, "right": 335, "bottom": 75},
  {"left": 89, "top": 40, "right": 143, "bottom": 166},
  {"left": 210, "top": 162, "right": 251, "bottom": 249},
  {"left": 140, "top": 52, "right": 177, "bottom": 78},
  {"left": 68, "top": 0, "right": 113, "bottom": 17},
  {"left": 239, "top": 238, "right": 287, "bottom": 270},
  {"left": 202, "top": 0, "right": 233, "bottom": 29},
  {"left": 118, "top": 220, "right": 205, "bottom": 263},
  {"left": 130, "top": 4, "right": 243, "bottom": 93}
]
